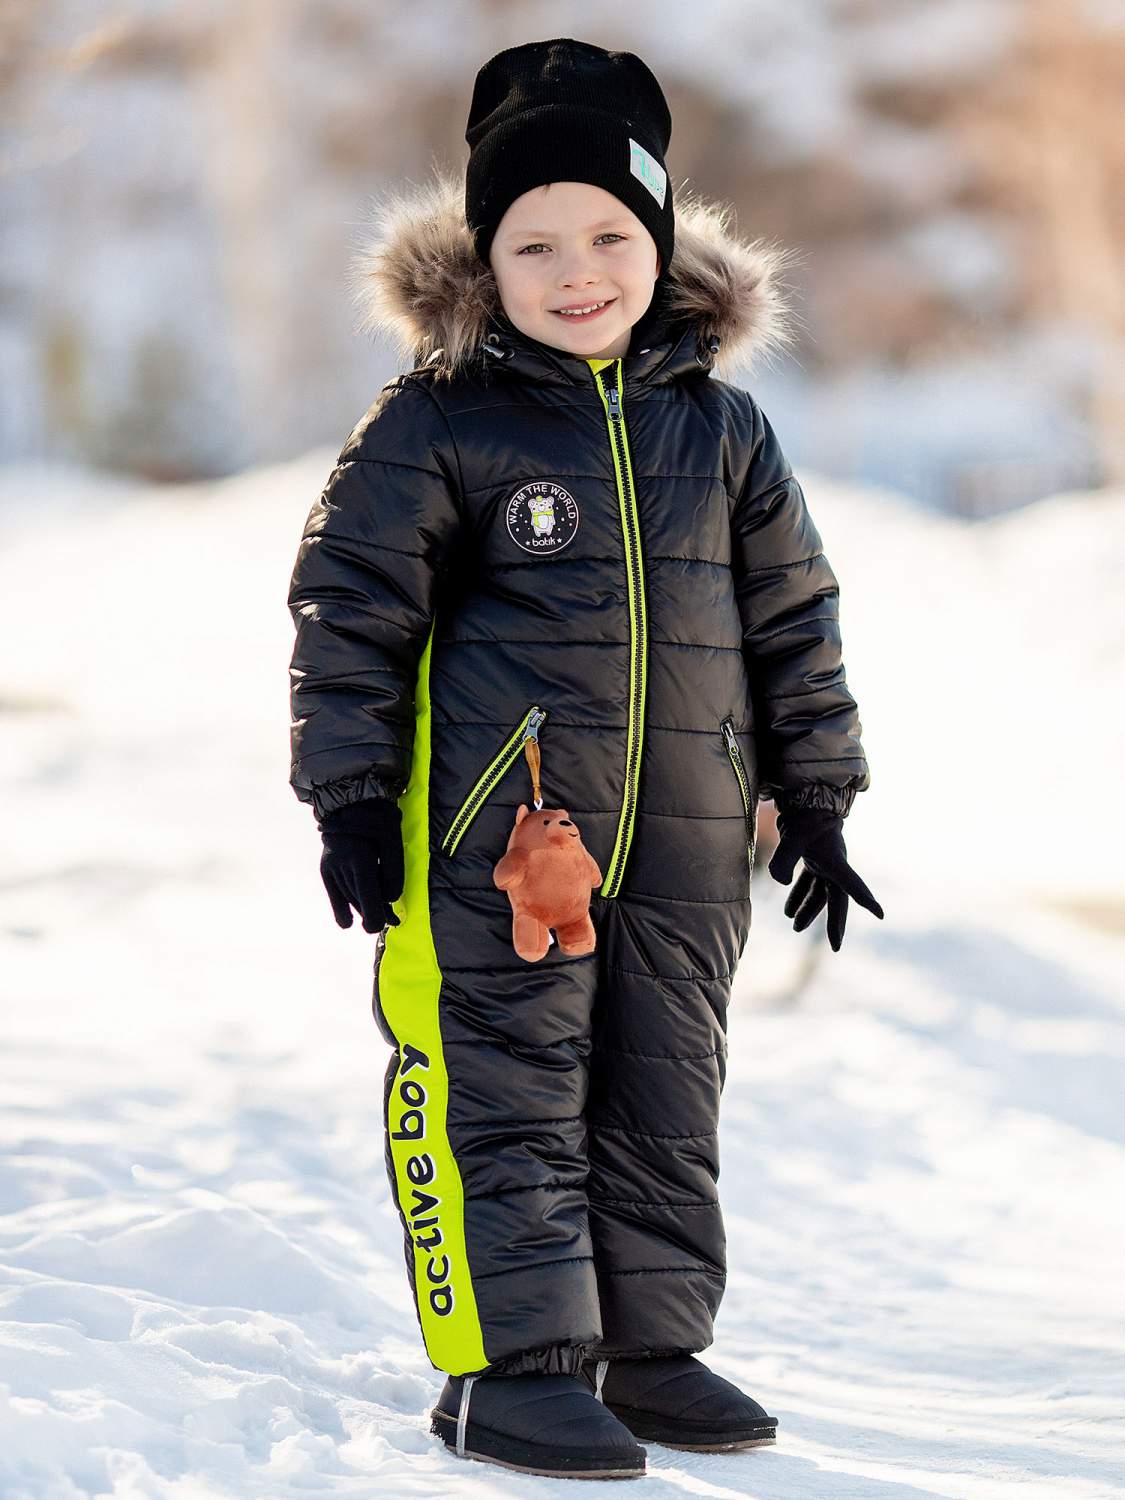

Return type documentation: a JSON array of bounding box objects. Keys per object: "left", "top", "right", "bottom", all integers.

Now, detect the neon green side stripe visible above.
[{"left": 378, "top": 621, "right": 487, "bottom": 1375}]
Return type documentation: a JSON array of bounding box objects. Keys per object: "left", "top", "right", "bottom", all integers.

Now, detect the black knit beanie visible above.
[{"left": 464, "top": 38, "right": 675, "bottom": 278}]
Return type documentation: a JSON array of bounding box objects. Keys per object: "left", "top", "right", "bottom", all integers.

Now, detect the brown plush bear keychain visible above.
[{"left": 492, "top": 724, "right": 602, "bottom": 962}]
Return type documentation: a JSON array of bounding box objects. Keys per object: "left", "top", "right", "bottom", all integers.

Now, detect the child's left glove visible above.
[
  {"left": 767, "top": 804, "right": 883, "bottom": 952},
  {"left": 316, "top": 797, "right": 404, "bottom": 934}
]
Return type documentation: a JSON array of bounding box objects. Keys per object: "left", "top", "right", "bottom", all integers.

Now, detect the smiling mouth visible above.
[{"left": 550, "top": 298, "right": 617, "bottom": 322}]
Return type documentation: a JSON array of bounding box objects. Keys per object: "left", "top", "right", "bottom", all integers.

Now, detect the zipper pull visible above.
[
  {"left": 721, "top": 719, "right": 735, "bottom": 750},
  {"left": 606, "top": 384, "right": 621, "bottom": 421},
  {"left": 523, "top": 707, "right": 546, "bottom": 807}
]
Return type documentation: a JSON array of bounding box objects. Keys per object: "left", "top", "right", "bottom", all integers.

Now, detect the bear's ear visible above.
[{"left": 515, "top": 803, "right": 529, "bottom": 824}]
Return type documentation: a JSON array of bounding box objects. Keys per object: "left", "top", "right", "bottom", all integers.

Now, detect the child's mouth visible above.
[{"left": 549, "top": 298, "right": 616, "bottom": 324}]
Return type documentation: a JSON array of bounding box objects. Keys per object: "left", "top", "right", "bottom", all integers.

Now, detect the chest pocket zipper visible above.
[
  {"left": 720, "top": 715, "right": 756, "bottom": 876},
  {"left": 440, "top": 706, "right": 548, "bottom": 857}
]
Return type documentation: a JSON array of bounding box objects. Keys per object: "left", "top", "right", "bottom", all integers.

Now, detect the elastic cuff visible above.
[
  {"left": 582, "top": 1343, "right": 711, "bottom": 1361},
  {"left": 775, "top": 782, "right": 858, "bottom": 819},
  {"left": 477, "top": 1341, "right": 600, "bottom": 1378},
  {"left": 301, "top": 767, "right": 406, "bottom": 821}
]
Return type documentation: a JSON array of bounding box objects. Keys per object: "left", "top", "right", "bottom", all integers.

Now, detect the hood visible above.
[{"left": 347, "top": 166, "right": 801, "bottom": 388}]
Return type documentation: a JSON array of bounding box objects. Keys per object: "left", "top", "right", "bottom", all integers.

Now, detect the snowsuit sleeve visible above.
[
  {"left": 729, "top": 395, "right": 870, "bottom": 819},
  {"left": 287, "top": 377, "right": 465, "bottom": 822}
]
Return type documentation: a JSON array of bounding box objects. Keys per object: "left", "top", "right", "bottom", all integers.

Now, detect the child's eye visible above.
[{"left": 518, "top": 233, "right": 625, "bottom": 254}]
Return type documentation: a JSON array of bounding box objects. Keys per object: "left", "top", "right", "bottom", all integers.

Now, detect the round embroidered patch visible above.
[{"left": 505, "top": 481, "right": 580, "bottom": 555}]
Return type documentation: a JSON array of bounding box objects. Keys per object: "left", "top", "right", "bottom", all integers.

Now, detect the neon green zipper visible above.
[
  {"left": 591, "top": 359, "right": 647, "bottom": 898},
  {"left": 440, "top": 705, "right": 547, "bottom": 856}
]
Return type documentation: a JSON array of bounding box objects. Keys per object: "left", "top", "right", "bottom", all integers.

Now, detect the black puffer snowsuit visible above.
[{"left": 287, "top": 171, "right": 870, "bottom": 1378}]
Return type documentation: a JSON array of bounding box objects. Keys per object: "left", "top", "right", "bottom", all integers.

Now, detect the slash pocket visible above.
[
  {"left": 439, "top": 704, "right": 548, "bottom": 857},
  {"left": 720, "top": 715, "right": 757, "bottom": 876}
]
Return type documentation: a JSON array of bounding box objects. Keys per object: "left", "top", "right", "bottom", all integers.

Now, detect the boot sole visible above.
[
  {"left": 655, "top": 1433, "right": 776, "bottom": 1452},
  {"left": 431, "top": 1407, "right": 646, "bottom": 1479},
  {"left": 605, "top": 1401, "right": 778, "bottom": 1452}
]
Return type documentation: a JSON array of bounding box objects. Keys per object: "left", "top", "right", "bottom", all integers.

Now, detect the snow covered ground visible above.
[{"left": 2, "top": 457, "right": 1123, "bottom": 1498}]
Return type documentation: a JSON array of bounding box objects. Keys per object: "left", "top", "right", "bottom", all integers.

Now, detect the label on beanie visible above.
[{"left": 630, "top": 138, "right": 667, "bottom": 208}]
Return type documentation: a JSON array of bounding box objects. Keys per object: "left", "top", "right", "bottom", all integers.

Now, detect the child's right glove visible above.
[
  {"left": 767, "top": 804, "right": 883, "bottom": 952},
  {"left": 317, "top": 798, "right": 404, "bottom": 933}
]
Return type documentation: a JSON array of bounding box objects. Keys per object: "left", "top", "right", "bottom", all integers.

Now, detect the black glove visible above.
[
  {"left": 767, "top": 804, "right": 883, "bottom": 952},
  {"left": 317, "top": 798, "right": 404, "bottom": 934}
]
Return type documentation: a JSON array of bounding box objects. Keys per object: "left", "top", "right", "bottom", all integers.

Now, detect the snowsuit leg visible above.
[
  {"left": 374, "top": 897, "right": 605, "bottom": 1377},
  {"left": 584, "top": 823, "right": 752, "bottom": 1357}
]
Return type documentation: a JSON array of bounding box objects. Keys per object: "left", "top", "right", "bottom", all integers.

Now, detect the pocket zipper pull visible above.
[{"left": 523, "top": 708, "right": 546, "bottom": 809}]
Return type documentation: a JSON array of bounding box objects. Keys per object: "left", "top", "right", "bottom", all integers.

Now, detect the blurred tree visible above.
[{"left": 956, "top": 0, "right": 1125, "bottom": 484}]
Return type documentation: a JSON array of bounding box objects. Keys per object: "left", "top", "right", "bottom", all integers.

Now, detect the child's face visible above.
[{"left": 489, "top": 182, "right": 661, "bottom": 361}]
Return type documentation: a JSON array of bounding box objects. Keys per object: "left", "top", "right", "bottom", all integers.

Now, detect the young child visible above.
[{"left": 288, "top": 37, "right": 882, "bottom": 1480}]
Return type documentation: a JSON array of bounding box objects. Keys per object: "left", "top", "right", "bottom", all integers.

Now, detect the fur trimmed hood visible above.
[{"left": 347, "top": 166, "right": 801, "bottom": 385}]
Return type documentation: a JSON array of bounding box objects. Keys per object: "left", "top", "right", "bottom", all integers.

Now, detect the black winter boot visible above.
[
  {"left": 430, "top": 1372, "right": 647, "bottom": 1479},
  {"left": 580, "top": 1355, "right": 778, "bottom": 1452}
]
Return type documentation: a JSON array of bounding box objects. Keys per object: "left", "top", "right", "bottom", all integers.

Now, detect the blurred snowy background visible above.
[
  {"left": 3, "top": 3, "right": 1124, "bottom": 1497},
  {"left": 5, "top": 0, "right": 1125, "bottom": 505}
]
